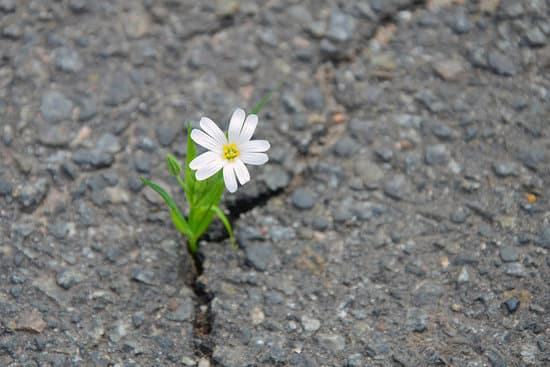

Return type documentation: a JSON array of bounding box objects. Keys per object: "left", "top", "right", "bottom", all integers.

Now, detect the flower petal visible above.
[
  {"left": 200, "top": 117, "right": 227, "bottom": 147},
  {"left": 228, "top": 108, "right": 246, "bottom": 144},
  {"left": 240, "top": 152, "right": 269, "bottom": 166},
  {"left": 196, "top": 159, "right": 223, "bottom": 180},
  {"left": 239, "top": 140, "right": 270, "bottom": 153},
  {"left": 191, "top": 129, "right": 222, "bottom": 153},
  {"left": 233, "top": 159, "right": 250, "bottom": 185},
  {"left": 239, "top": 114, "right": 258, "bottom": 143},
  {"left": 189, "top": 151, "right": 223, "bottom": 171},
  {"left": 223, "top": 164, "right": 238, "bottom": 193}
]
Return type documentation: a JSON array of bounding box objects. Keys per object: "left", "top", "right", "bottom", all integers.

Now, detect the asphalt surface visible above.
[{"left": 0, "top": 0, "right": 549, "bottom": 366}]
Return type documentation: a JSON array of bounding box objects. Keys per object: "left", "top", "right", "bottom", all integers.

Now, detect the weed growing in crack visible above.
[{"left": 141, "top": 92, "right": 274, "bottom": 265}]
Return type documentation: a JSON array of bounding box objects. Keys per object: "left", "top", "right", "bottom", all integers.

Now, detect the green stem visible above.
[{"left": 188, "top": 237, "right": 198, "bottom": 255}]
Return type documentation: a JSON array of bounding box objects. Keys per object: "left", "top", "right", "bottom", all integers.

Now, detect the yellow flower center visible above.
[{"left": 223, "top": 143, "right": 240, "bottom": 162}]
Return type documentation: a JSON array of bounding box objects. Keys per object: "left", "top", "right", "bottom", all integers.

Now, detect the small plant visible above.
[{"left": 141, "top": 94, "right": 272, "bottom": 262}]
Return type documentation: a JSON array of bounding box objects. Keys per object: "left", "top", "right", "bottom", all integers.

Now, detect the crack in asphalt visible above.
[{"left": 189, "top": 0, "right": 433, "bottom": 362}]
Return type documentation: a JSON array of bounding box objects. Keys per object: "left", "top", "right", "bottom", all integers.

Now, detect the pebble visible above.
[
  {"left": 40, "top": 91, "right": 74, "bottom": 123},
  {"left": 457, "top": 267, "right": 470, "bottom": 284},
  {"left": 104, "top": 72, "right": 133, "bottom": 106},
  {"left": 503, "top": 297, "right": 520, "bottom": 313},
  {"left": 131, "top": 269, "right": 156, "bottom": 285},
  {"left": 499, "top": 246, "right": 519, "bottom": 262},
  {"left": 54, "top": 47, "right": 83, "bottom": 73},
  {"left": 18, "top": 178, "right": 49, "bottom": 211},
  {"left": 155, "top": 124, "right": 179, "bottom": 147},
  {"left": 384, "top": 174, "right": 410, "bottom": 200},
  {"left": 425, "top": 144, "right": 451, "bottom": 165},
  {"left": 0, "top": 0, "right": 16, "bottom": 12},
  {"left": 15, "top": 310, "right": 46, "bottom": 333},
  {"left": 535, "top": 226, "right": 550, "bottom": 249},
  {"left": 56, "top": 269, "right": 84, "bottom": 290},
  {"left": 315, "top": 333, "right": 346, "bottom": 352},
  {"left": 492, "top": 161, "right": 519, "bottom": 177},
  {"left": 75, "top": 94, "right": 98, "bottom": 121},
  {"left": 487, "top": 50, "right": 518, "bottom": 76},
  {"left": 448, "top": 11, "right": 472, "bottom": 34},
  {"left": 262, "top": 165, "right": 290, "bottom": 191},
  {"left": 165, "top": 299, "right": 194, "bottom": 322},
  {"left": 300, "top": 315, "right": 321, "bottom": 332},
  {"left": 333, "top": 136, "right": 358, "bottom": 157},
  {"left": 72, "top": 149, "right": 114, "bottom": 169},
  {"left": 291, "top": 188, "right": 315, "bottom": 210},
  {"left": 433, "top": 59, "right": 464, "bottom": 81},
  {"left": 450, "top": 207, "right": 469, "bottom": 224},
  {"left": 326, "top": 10, "right": 356, "bottom": 43},
  {"left": 524, "top": 26, "right": 546, "bottom": 47},
  {"left": 303, "top": 87, "right": 324, "bottom": 110},
  {"left": 405, "top": 308, "right": 428, "bottom": 332},
  {"left": 68, "top": 0, "right": 88, "bottom": 13},
  {"left": 503, "top": 263, "right": 527, "bottom": 277},
  {"left": 374, "top": 147, "right": 394, "bottom": 162},
  {"left": 37, "top": 122, "right": 72, "bottom": 147},
  {"left": 347, "top": 353, "right": 365, "bottom": 367},
  {"left": 355, "top": 160, "right": 384, "bottom": 189},
  {"left": 245, "top": 243, "right": 275, "bottom": 271}
]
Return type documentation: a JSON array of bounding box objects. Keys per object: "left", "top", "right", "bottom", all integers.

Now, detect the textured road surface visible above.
[{"left": 0, "top": 1, "right": 549, "bottom": 366}]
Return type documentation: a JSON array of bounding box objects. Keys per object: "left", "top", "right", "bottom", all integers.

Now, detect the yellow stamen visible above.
[{"left": 223, "top": 143, "right": 240, "bottom": 162}]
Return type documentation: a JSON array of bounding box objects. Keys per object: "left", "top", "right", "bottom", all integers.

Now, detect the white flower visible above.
[{"left": 189, "top": 108, "right": 270, "bottom": 193}]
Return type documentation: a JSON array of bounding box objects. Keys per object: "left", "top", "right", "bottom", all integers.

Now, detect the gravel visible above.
[{"left": 1, "top": 1, "right": 548, "bottom": 366}]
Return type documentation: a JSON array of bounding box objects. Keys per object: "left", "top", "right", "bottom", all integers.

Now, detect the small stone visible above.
[
  {"left": 155, "top": 124, "right": 179, "bottom": 147},
  {"left": 72, "top": 150, "right": 114, "bottom": 169},
  {"left": 504, "top": 263, "right": 527, "bottom": 277},
  {"left": 56, "top": 269, "right": 84, "bottom": 290},
  {"left": 493, "top": 161, "right": 519, "bottom": 177},
  {"left": 316, "top": 333, "right": 346, "bottom": 352},
  {"left": 104, "top": 72, "right": 133, "bottom": 106},
  {"left": 131, "top": 269, "right": 156, "bottom": 285},
  {"left": 303, "top": 87, "right": 324, "bottom": 110},
  {"left": 448, "top": 11, "right": 472, "bottom": 34},
  {"left": 41, "top": 91, "right": 74, "bottom": 123},
  {"left": 524, "top": 27, "right": 546, "bottom": 47},
  {"left": 251, "top": 306, "right": 265, "bottom": 325},
  {"left": 300, "top": 315, "right": 321, "bottom": 332},
  {"left": 245, "top": 243, "right": 275, "bottom": 271},
  {"left": 503, "top": 297, "right": 520, "bottom": 313},
  {"left": 333, "top": 136, "right": 358, "bottom": 157},
  {"left": 0, "top": 0, "right": 16, "bottom": 12},
  {"left": 18, "top": 178, "right": 49, "bottom": 211},
  {"left": 15, "top": 310, "right": 46, "bottom": 333},
  {"left": 499, "top": 246, "right": 519, "bottom": 262},
  {"left": 457, "top": 267, "right": 470, "bottom": 284},
  {"left": 347, "top": 353, "right": 365, "bottom": 367},
  {"left": 37, "top": 122, "right": 72, "bottom": 147},
  {"left": 68, "top": 0, "right": 88, "bottom": 13},
  {"left": 312, "top": 216, "right": 329, "bottom": 231},
  {"left": 384, "top": 174, "right": 410, "bottom": 200},
  {"left": 535, "top": 226, "right": 550, "bottom": 249},
  {"left": 355, "top": 160, "right": 384, "bottom": 189},
  {"left": 450, "top": 207, "right": 469, "bottom": 224},
  {"left": 425, "top": 144, "right": 451, "bottom": 165},
  {"left": 487, "top": 50, "right": 518, "bottom": 76},
  {"left": 291, "top": 188, "right": 315, "bottom": 210},
  {"left": 181, "top": 356, "right": 196, "bottom": 366},
  {"left": 375, "top": 147, "right": 394, "bottom": 162},
  {"left": 123, "top": 11, "right": 151, "bottom": 38},
  {"left": 262, "top": 165, "right": 290, "bottom": 191},
  {"left": 54, "top": 47, "right": 83, "bottom": 73},
  {"left": 3, "top": 23, "right": 22, "bottom": 39},
  {"left": 104, "top": 187, "right": 130, "bottom": 204},
  {"left": 166, "top": 299, "right": 194, "bottom": 322},
  {"left": 326, "top": 10, "right": 356, "bottom": 43},
  {"left": 499, "top": 0, "right": 524, "bottom": 18},
  {"left": 75, "top": 94, "right": 98, "bottom": 121},
  {"left": 197, "top": 358, "right": 210, "bottom": 367},
  {"left": 433, "top": 59, "right": 464, "bottom": 81},
  {"left": 405, "top": 308, "right": 428, "bottom": 332}
]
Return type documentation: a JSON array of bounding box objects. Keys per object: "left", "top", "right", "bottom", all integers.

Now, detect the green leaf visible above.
[
  {"left": 211, "top": 205, "right": 236, "bottom": 248},
  {"left": 188, "top": 172, "right": 225, "bottom": 236},
  {"left": 141, "top": 177, "right": 192, "bottom": 237},
  {"left": 166, "top": 154, "right": 182, "bottom": 176},
  {"left": 251, "top": 82, "right": 282, "bottom": 115}
]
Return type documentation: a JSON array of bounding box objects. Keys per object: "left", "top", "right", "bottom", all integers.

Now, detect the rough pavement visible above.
[{"left": 0, "top": 0, "right": 549, "bottom": 366}]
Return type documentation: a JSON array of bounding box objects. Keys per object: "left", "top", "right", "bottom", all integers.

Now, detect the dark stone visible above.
[
  {"left": 326, "top": 10, "right": 356, "bottom": 43},
  {"left": 303, "top": 87, "right": 324, "bottom": 110},
  {"left": 448, "top": 11, "right": 472, "bottom": 34},
  {"left": 56, "top": 270, "right": 83, "bottom": 290},
  {"left": 333, "top": 136, "right": 358, "bottom": 157},
  {"left": 499, "top": 246, "right": 519, "bottom": 262},
  {"left": 486, "top": 348, "right": 507, "bottom": 367},
  {"left": 487, "top": 50, "right": 518, "bottom": 76},
  {"left": 165, "top": 299, "right": 194, "bottom": 322},
  {"left": 104, "top": 72, "right": 133, "bottom": 106},
  {"left": 406, "top": 308, "right": 428, "bottom": 332},
  {"left": 40, "top": 91, "right": 74, "bottom": 123},
  {"left": 0, "top": 177, "right": 12, "bottom": 196},
  {"left": 75, "top": 94, "right": 98, "bottom": 121},
  {"left": 18, "top": 178, "right": 49, "bottom": 212},
  {"left": 73, "top": 150, "right": 114, "bottom": 169},
  {"left": 291, "top": 188, "right": 315, "bottom": 210},
  {"left": 524, "top": 27, "right": 546, "bottom": 47},
  {"left": 503, "top": 298, "right": 520, "bottom": 313},
  {"left": 245, "top": 243, "right": 275, "bottom": 271}
]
